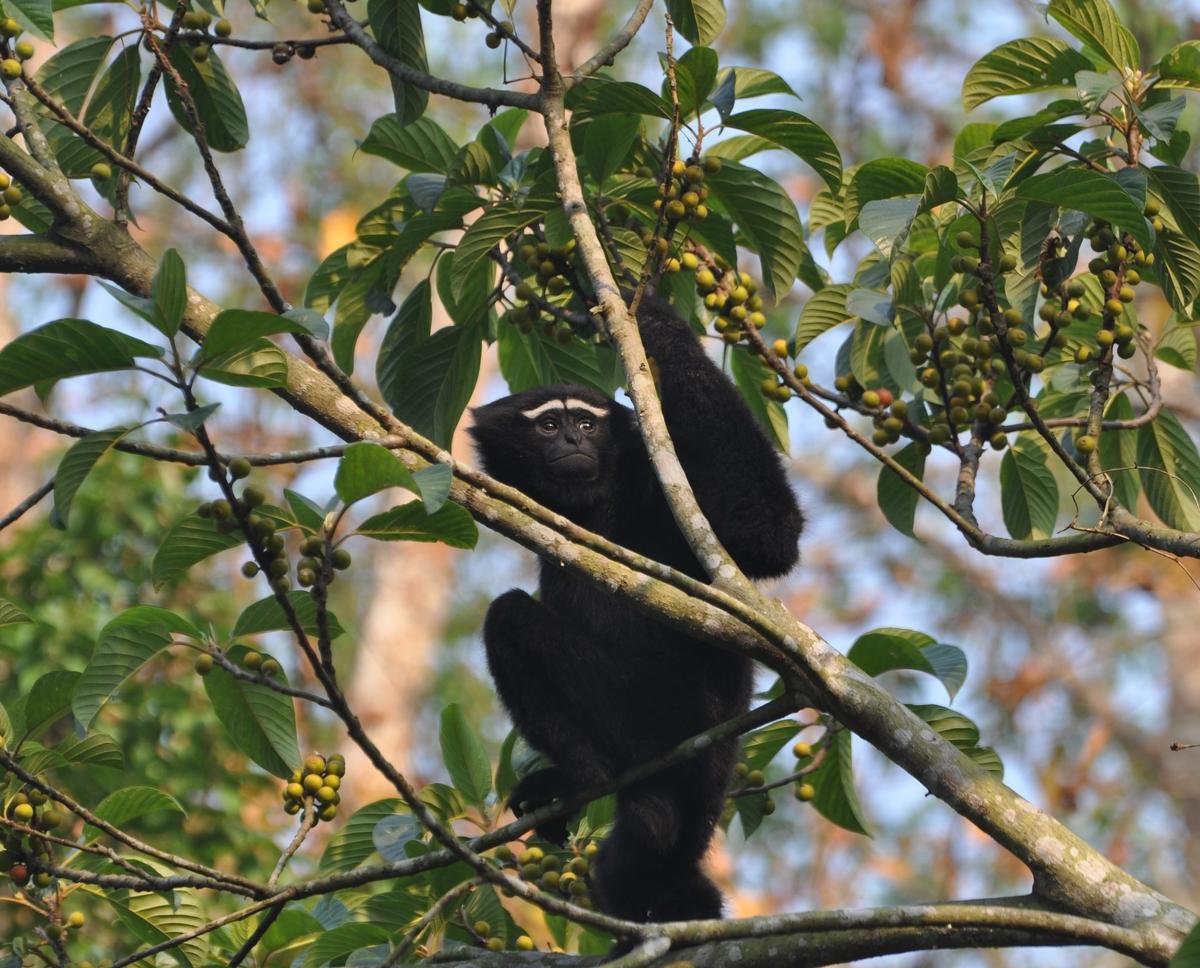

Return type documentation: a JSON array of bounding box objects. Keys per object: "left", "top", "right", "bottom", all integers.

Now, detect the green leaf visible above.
[
  {"left": 95, "top": 879, "right": 209, "bottom": 968},
  {"left": 1156, "top": 41, "right": 1200, "bottom": 93},
  {"left": 918, "top": 165, "right": 959, "bottom": 215},
  {"left": 414, "top": 464, "right": 453, "bottom": 513},
  {"left": 439, "top": 704, "right": 492, "bottom": 806},
  {"left": 1156, "top": 318, "right": 1198, "bottom": 370},
  {"left": 59, "top": 732, "right": 124, "bottom": 770},
  {"left": 1099, "top": 392, "right": 1139, "bottom": 512},
  {"left": 0, "top": 318, "right": 162, "bottom": 398},
  {"left": 334, "top": 441, "right": 420, "bottom": 505},
  {"left": 740, "top": 720, "right": 801, "bottom": 771},
  {"left": 360, "top": 115, "right": 459, "bottom": 172},
  {"left": 203, "top": 643, "right": 300, "bottom": 778},
  {"left": 564, "top": 78, "right": 670, "bottom": 118},
  {"left": 908, "top": 704, "right": 981, "bottom": 748},
  {"left": 0, "top": 599, "right": 32, "bottom": 630},
  {"left": 163, "top": 46, "right": 249, "bottom": 152},
  {"left": 23, "top": 671, "right": 80, "bottom": 739},
  {"left": 369, "top": 0, "right": 429, "bottom": 123},
  {"left": 859, "top": 197, "right": 920, "bottom": 257},
  {"left": 1152, "top": 229, "right": 1200, "bottom": 313},
  {"left": 728, "top": 346, "right": 789, "bottom": 453},
  {"left": 377, "top": 280, "right": 434, "bottom": 407},
  {"left": 379, "top": 321, "right": 482, "bottom": 447},
  {"left": 152, "top": 511, "right": 244, "bottom": 589},
  {"left": 496, "top": 324, "right": 623, "bottom": 395},
  {"left": 962, "top": 37, "right": 1093, "bottom": 112},
  {"left": 8, "top": 0, "right": 52, "bottom": 40},
  {"left": 199, "top": 338, "right": 289, "bottom": 388},
  {"left": 1137, "top": 411, "right": 1200, "bottom": 531},
  {"left": 284, "top": 489, "right": 326, "bottom": 532},
  {"left": 876, "top": 442, "right": 926, "bottom": 538},
  {"left": 1147, "top": 166, "right": 1200, "bottom": 241},
  {"left": 666, "top": 0, "right": 725, "bottom": 45},
  {"left": 1047, "top": 0, "right": 1139, "bottom": 74},
  {"left": 451, "top": 196, "right": 554, "bottom": 306},
  {"left": 845, "top": 158, "right": 927, "bottom": 226},
  {"left": 1015, "top": 168, "right": 1151, "bottom": 250},
  {"left": 319, "top": 798, "right": 405, "bottom": 873},
  {"left": 34, "top": 37, "right": 114, "bottom": 116},
  {"left": 302, "top": 923, "right": 390, "bottom": 968},
  {"left": 584, "top": 114, "right": 642, "bottom": 184},
  {"left": 716, "top": 66, "right": 800, "bottom": 102},
  {"left": 793, "top": 284, "right": 852, "bottom": 352},
  {"left": 372, "top": 813, "right": 419, "bottom": 862},
  {"left": 356, "top": 500, "right": 478, "bottom": 549},
  {"left": 808, "top": 730, "right": 869, "bottom": 836},
  {"left": 202, "top": 309, "right": 319, "bottom": 359},
  {"left": 669, "top": 46, "right": 719, "bottom": 118},
  {"left": 364, "top": 887, "right": 429, "bottom": 934},
  {"left": 231, "top": 591, "right": 345, "bottom": 639},
  {"left": 724, "top": 109, "right": 842, "bottom": 191},
  {"left": 86, "top": 787, "right": 185, "bottom": 840},
  {"left": 53, "top": 428, "right": 129, "bottom": 529},
  {"left": 151, "top": 249, "right": 186, "bottom": 337},
  {"left": 848, "top": 628, "right": 966, "bottom": 702},
  {"left": 704, "top": 160, "right": 806, "bottom": 302},
  {"left": 1000, "top": 442, "right": 1059, "bottom": 539},
  {"left": 73, "top": 606, "right": 200, "bottom": 728}
]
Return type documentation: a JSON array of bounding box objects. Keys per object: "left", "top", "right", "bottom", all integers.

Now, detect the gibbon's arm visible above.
[{"left": 635, "top": 300, "right": 803, "bottom": 579}]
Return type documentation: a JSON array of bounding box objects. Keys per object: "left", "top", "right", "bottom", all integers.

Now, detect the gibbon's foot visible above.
[{"left": 509, "top": 766, "right": 571, "bottom": 845}]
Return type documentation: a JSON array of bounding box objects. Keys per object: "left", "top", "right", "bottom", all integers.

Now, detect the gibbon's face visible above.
[{"left": 469, "top": 386, "right": 617, "bottom": 511}]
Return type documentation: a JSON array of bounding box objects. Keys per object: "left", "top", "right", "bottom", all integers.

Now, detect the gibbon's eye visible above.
[
  {"left": 577, "top": 417, "right": 597, "bottom": 434},
  {"left": 537, "top": 417, "right": 559, "bottom": 435}
]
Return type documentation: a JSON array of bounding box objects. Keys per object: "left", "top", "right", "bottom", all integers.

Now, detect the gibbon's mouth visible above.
[{"left": 548, "top": 452, "right": 598, "bottom": 474}]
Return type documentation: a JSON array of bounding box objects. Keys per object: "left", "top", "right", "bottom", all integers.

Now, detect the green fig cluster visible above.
[
  {"left": 2, "top": 789, "right": 64, "bottom": 889},
  {"left": 506, "top": 235, "right": 579, "bottom": 345},
  {"left": 695, "top": 261, "right": 766, "bottom": 345},
  {"left": 283, "top": 753, "right": 345, "bottom": 821},
  {"left": 297, "top": 534, "right": 351, "bottom": 589},
  {"left": 497, "top": 842, "right": 596, "bottom": 908},
  {"left": 0, "top": 170, "right": 22, "bottom": 220},
  {"left": 1080, "top": 218, "right": 1147, "bottom": 362},
  {"left": 651, "top": 155, "right": 719, "bottom": 225}
]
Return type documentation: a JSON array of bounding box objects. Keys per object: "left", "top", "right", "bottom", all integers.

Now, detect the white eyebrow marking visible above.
[
  {"left": 520, "top": 400, "right": 566, "bottom": 419},
  {"left": 565, "top": 398, "right": 608, "bottom": 417}
]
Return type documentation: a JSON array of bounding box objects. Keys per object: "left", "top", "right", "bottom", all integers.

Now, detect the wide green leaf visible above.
[
  {"left": 52, "top": 428, "right": 129, "bottom": 529},
  {"left": 724, "top": 109, "right": 842, "bottom": 191},
  {"left": 86, "top": 787, "right": 185, "bottom": 840},
  {"left": 793, "top": 284, "right": 852, "bottom": 352},
  {"left": 94, "top": 879, "right": 209, "bottom": 968},
  {"left": 73, "top": 606, "right": 201, "bottom": 728},
  {"left": 876, "top": 442, "right": 926, "bottom": 539},
  {"left": 413, "top": 464, "right": 453, "bottom": 513},
  {"left": 740, "top": 720, "right": 800, "bottom": 771},
  {"left": 1169, "top": 919, "right": 1200, "bottom": 967},
  {"left": 356, "top": 500, "right": 478, "bottom": 549},
  {"left": 152, "top": 511, "right": 244, "bottom": 589},
  {"left": 0, "top": 599, "right": 32, "bottom": 630},
  {"left": 962, "top": 37, "right": 1093, "bottom": 111},
  {"left": 379, "top": 321, "right": 482, "bottom": 447},
  {"left": 34, "top": 37, "right": 114, "bottom": 116},
  {"left": 439, "top": 704, "right": 492, "bottom": 806},
  {"left": 377, "top": 280, "right": 433, "bottom": 402},
  {"left": 808, "top": 730, "right": 869, "bottom": 836},
  {"left": 1156, "top": 41, "right": 1200, "bottom": 93},
  {"left": 565, "top": 78, "right": 670, "bottom": 118},
  {"left": 152, "top": 249, "right": 187, "bottom": 337},
  {"left": 319, "top": 798, "right": 406, "bottom": 873},
  {"left": 0, "top": 319, "right": 162, "bottom": 397},
  {"left": 728, "top": 346, "right": 789, "bottom": 453},
  {"left": 583, "top": 114, "right": 642, "bottom": 184},
  {"left": 369, "top": 0, "right": 429, "bottom": 123},
  {"left": 1098, "top": 392, "right": 1139, "bottom": 512},
  {"left": 1137, "top": 411, "right": 1200, "bottom": 531},
  {"left": 199, "top": 338, "right": 289, "bottom": 388},
  {"left": 360, "top": 115, "right": 459, "bottom": 173},
  {"left": 203, "top": 644, "right": 300, "bottom": 778},
  {"left": 1016, "top": 168, "right": 1151, "bottom": 250},
  {"left": 8, "top": 0, "right": 52, "bottom": 38},
  {"left": 232, "top": 591, "right": 345, "bottom": 639},
  {"left": 22, "top": 671, "right": 80, "bottom": 739},
  {"left": 1047, "top": 0, "right": 1139, "bottom": 74},
  {"left": 848, "top": 628, "right": 967, "bottom": 702},
  {"left": 496, "top": 324, "right": 623, "bottom": 395},
  {"left": 909, "top": 704, "right": 981, "bottom": 748},
  {"left": 667, "top": 45, "right": 719, "bottom": 119},
  {"left": 335, "top": 441, "right": 420, "bottom": 505},
  {"left": 1147, "top": 166, "right": 1200, "bottom": 241},
  {"left": 999, "top": 442, "right": 1058, "bottom": 539},
  {"left": 302, "top": 924, "right": 390, "bottom": 968},
  {"left": 59, "top": 732, "right": 124, "bottom": 770},
  {"left": 163, "top": 46, "right": 249, "bottom": 152},
  {"left": 201, "top": 309, "right": 322, "bottom": 359},
  {"left": 666, "top": 0, "right": 725, "bottom": 46},
  {"left": 1156, "top": 318, "right": 1198, "bottom": 371},
  {"left": 451, "top": 196, "right": 555, "bottom": 305},
  {"left": 704, "top": 160, "right": 806, "bottom": 302},
  {"left": 1152, "top": 229, "right": 1200, "bottom": 312}
]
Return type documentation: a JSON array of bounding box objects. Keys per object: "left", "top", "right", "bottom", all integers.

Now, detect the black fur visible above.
[{"left": 470, "top": 301, "right": 803, "bottom": 925}]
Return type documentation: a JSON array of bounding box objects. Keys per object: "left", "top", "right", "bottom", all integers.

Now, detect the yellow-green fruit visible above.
[
  {"left": 1096, "top": 330, "right": 1115, "bottom": 348},
  {"left": 990, "top": 432, "right": 1008, "bottom": 450},
  {"left": 286, "top": 783, "right": 305, "bottom": 800},
  {"left": 451, "top": 2, "right": 469, "bottom": 19},
  {"left": 1075, "top": 434, "right": 1097, "bottom": 455},
  {"left": 1075, "top": 346, "right": 1096, "bottom": 364},
  {"left": 1118, "top": 285, "right": 1135, "bottom": 303},
  {"left": 485, "top": 31, "right": 501, "bottom": 48},
  {"left": 746, "top": 769, "right": 765, "bottom": 787},
  {"left": 680, "top": 252, "right": 699, "bottom": 271},
  {"left": 666, "top": 199, "right": 687, "bottom": 220},
  {"left": 485, "top": 938, "right": 504, "bottom": 952},
  {"left": 473, "top": 920, "right": 491, "bottom": 938},
  {"left": 703, "top": 155, "right": 722, "bottom": 173},
  {"left": 1, "top": 59, "right": 21, "bottom": 79},
  {"left": 692, "top": 204, "right": 709, "bottom": 219},
  {"left": 695, "top": 269, "right": 715, "bottom": 290},
  {"left": 324, "top": 774, "right": 341, "bottom": 790},
  {"left": 520, "top": 862, "right": 540, "bottom": 880},
  {"left": 792, "top": 741, "right": 812, "bottom": 759},
  {"left": 515, "top": 936, "right": 535, "bottom": 951},
  {"left": 861, "top": 390, "right": 881, "bottom": 408},
  {"left": 14, "top": 41, "right": 33, "bottom": 60},
  {"left": 540, "top": 871, "right": 560, "bottom": 891},
  {"left": 584, "top": 842, "right": 599, "bottom": 857},
  {"left": 959, "top": 290, "right": 979, "bottom": 310},
  {"left": 67, "top": 911, "right": 85, "bottom": 928},
  {"left": 229, "top": 457, "right": 252, "bottom": 480},
  {"left": 325, "top": 754, "right": 346, "bottom": 776},
  {"left": 244, "top": 651, "right": 263, "bottom": 670},
  {"left": 0, "top": 18, "right": 20, "bottom": 36},
  {"left": 191, "top": 43, "right": 210, "bottom": 62},
  {"left": 302, "top": 774, "right": 323, "bottom": 794},
  {"left": 284, "top": 801, "right": 301, "bottom": 815},
  {"left": 795, "top": 783, "right": 815, "bottom": 801},
  {"left": 316, "top": 785, "right": 337, "bottom": 804},
  {"left": 728, "top": 285, "right": 749, "bottom": 305},
  {"left": 317, "top": 804, "right": 337, "bottom": 821},
  {"left": 195, "top": 654, "right": 214, "bottom": 675},
  {"left": 671, "top": 158, "right": 686, "bottom": 177},
  {"left": 13, "top": 803, "right": 33, "bottom": 823},
  {"left": 518, "top": 846, "right": 544, "bottom": 865},
  {"left": 262, "top": 659, "right": 281, "bottom": 677},
  {"left": 215, "top": 18, "right": 232, "bottom": 35},
  {"left": 304, "top": 754, "right": 327, "bottom": 774}
]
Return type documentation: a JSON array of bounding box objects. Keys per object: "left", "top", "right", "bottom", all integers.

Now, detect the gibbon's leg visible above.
[{"left": 483, "top": 589, "right": 626, "bottom": 792}]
